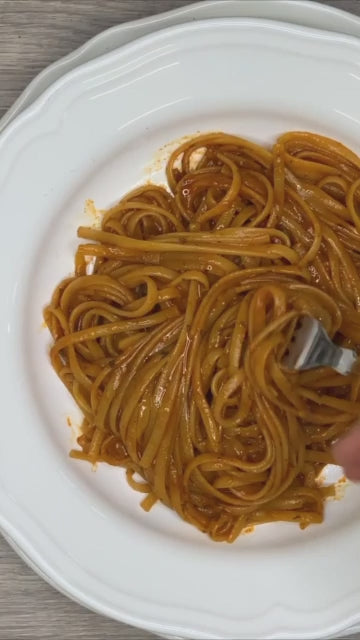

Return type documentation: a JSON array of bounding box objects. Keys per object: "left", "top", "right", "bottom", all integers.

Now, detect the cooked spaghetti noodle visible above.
[{"left": 45, "top": 132, "right": 360, "bottom": 542}]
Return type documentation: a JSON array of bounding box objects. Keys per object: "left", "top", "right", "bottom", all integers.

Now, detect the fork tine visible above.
[
  {"left": 282, "top": 315, "right": 358, "bottom": 374},
  {"left": 282, "top": 316, "right": 319, "bottom": 370}
]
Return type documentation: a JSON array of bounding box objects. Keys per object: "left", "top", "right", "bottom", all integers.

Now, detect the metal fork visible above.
[{"left": 282, "top": 316, "right": 360, "bottom": 375}]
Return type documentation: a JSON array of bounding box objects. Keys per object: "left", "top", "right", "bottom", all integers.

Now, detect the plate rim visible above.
[{"left": 1, "top": 0, "right": 360, "bottom": 134}]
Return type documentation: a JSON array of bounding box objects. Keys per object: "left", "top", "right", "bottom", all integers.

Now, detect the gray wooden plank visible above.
[{"left": 0, "top": 1, "right": 360, "bottom": 638}]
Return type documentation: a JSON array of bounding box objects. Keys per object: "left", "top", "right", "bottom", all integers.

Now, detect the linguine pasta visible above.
[{"left": 45, "top": 132, "right": 360, "bottom": 542}]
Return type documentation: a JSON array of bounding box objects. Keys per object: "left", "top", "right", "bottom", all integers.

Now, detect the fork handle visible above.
[{"left": 335, "top": 346, "right": 360, "bottom": 375}]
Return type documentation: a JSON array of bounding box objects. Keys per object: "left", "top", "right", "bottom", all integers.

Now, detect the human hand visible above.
[{"left": 333, "top": 424, "right": 360, "bottom": 482}]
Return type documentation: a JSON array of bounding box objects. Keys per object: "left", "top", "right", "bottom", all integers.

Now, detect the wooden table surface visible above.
[{"left": 1, "top": 1, "right": 360, "bottom": 638}]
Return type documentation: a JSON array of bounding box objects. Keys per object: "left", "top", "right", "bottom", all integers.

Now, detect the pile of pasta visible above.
[{"left": 45, "top": 132, "right": 360, "bottom": 541}]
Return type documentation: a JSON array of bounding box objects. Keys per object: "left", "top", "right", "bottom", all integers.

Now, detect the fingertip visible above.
[
  {"left": 346, "top": 467, "right": 360, "bottom": 483},
  {"left": 333, "top": 423, "right": 360, "bottom": 482}
]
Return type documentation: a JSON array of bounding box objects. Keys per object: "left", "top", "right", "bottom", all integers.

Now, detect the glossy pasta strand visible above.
[{"left": 45, "top": 131, "right": 360, "bottom": 542}]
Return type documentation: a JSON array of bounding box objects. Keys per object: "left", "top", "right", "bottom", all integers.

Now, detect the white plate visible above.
[
  {"left": 1, "top": 17, "right": 360, "bottom": 640},
  {"left": 2, "top": 4, "right": 360, "bottom": 639},
  {"left": 2, "top": 1, "right": 360, "bottom": 134}
]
